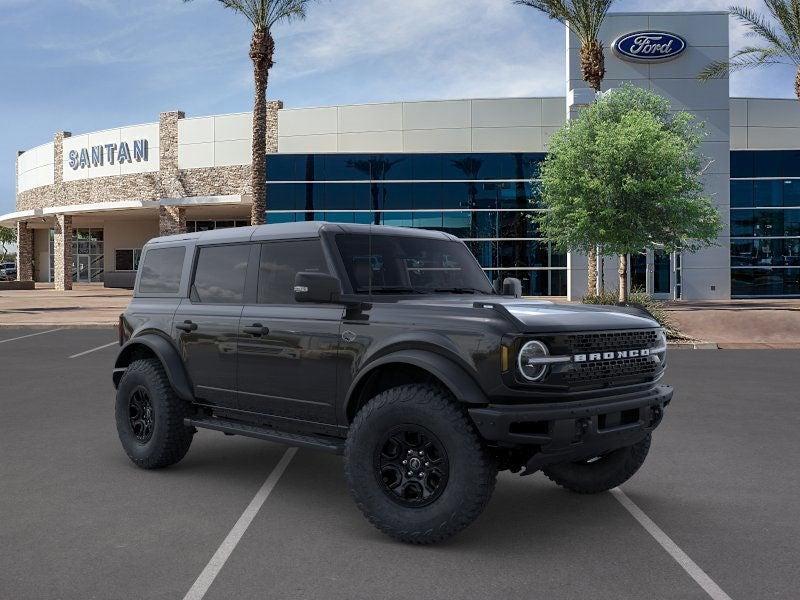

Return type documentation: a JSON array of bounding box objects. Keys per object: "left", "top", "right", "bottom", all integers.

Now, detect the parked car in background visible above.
[{"left": 0, "top": 262, "right": 16, "bottom": 281}]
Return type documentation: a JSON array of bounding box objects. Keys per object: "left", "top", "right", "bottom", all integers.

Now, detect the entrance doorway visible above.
[{"left": 622, "top": 248, "right": 674, "bottom": 299}]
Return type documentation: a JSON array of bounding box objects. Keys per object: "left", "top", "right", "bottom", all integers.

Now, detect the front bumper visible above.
[{"left": 468, "top": 384, "right": 673, "bottom": 474}]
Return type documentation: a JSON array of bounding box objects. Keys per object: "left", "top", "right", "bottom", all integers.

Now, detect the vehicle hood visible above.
[{"left": 395, "top": 295, "right": 659, "bottom": 333}]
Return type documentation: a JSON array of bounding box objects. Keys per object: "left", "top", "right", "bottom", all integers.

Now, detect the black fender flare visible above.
[
  {"left": 343, "top": 349, "right": 487, "bottom": 422},
  {"left": 113, "top": 334, "right": 194, "bottom": 402}
]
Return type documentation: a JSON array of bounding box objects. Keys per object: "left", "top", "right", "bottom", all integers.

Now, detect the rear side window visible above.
[
  {"left": 258, "top": 240, "right": 328, "bottom": 304},
  {"left": 192, "top": 244, "right": 250, "bottom": 304},
  {"left": 138, "top": 246, "right": 186, "bottom": 294}
]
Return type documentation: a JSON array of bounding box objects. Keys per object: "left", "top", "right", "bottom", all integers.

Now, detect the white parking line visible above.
[
  {"left": 68, "top": 341, "right": 118, "bottom": 359},
  {"left": 183, "top": 447, "right": 298, "bottom": 600},
  {"left": 0, "top": 329, "right": 63, "bottom": 345},
  {"left": 611, "top": 488, "right": 733, "bottom": 600}
]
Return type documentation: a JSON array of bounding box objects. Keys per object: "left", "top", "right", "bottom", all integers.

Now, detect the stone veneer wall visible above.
[
  {"left": 53, "top": 214, "right": 73, "bottom": 291},
  {"left": 15, "top": 222, "right": 33, "bottom": 281}
]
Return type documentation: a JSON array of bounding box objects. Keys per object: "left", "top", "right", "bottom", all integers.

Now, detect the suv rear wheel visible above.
[
  {"left": 115, "top": 358, "right": 194, "bottom": 469},
  {"left": 344, "top": 384, "right": 497, "bottom": 544},
  {"left": 542, "top": 434, "right": 651, "bottom": 494}
]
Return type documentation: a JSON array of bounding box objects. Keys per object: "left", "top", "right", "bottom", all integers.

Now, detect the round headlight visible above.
[{"left": 517, "top": 340, "right": 550, "bottom": 382}]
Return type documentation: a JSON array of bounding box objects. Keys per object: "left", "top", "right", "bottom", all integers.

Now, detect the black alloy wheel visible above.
[
  {"left": 375, "top": 425, "right": 449, "bottom": 507},
  {"left": 128, "top": 386, "right": 154, "bottom": 443}
]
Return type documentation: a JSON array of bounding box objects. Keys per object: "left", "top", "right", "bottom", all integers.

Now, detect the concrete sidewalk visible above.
[
  {"left": 664, "top": 299, "right": 800, "bottom": 349},
  {"left": 0, "top": 283, "right": 130, "bottom": 327}
]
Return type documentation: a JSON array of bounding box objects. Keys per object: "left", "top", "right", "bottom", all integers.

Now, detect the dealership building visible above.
[{"left": 3, "top": 10, "right": 800, "bottom": 299}]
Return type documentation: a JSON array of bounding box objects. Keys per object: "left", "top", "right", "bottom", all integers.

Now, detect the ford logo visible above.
[{"left": 613, "top": 31, "right": 686, "bottom": 62}]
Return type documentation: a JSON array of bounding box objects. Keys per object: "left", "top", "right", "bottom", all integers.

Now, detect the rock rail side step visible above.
[{"left": 184, "top": 416, "right": 345, "bottom": 454}]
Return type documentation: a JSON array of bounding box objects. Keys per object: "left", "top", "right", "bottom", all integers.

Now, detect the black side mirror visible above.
[
  {"left": 502, "top": 277, "right": 522, "bottom": 298},
  {"left": 294, "top": 272, "right": 342, "bottom": 304}
]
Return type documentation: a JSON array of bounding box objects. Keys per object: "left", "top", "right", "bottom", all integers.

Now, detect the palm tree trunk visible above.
[
  {"left": 580, "top": 40, "right": 605, "bottom": 93},
  {"left": 249, "top": 29, "right": 274, "bottom": 226},
  {"left": 580, "top": 39, "right": 604, "bottom": 294},
  {"left": 796, "top": 67, "right": 800, "bottom": 102},
  {"left": 618, "top": 254, "right": 628, "bottom": 303}
]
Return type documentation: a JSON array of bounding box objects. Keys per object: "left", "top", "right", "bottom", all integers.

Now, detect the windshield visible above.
[{"left": 335, "top": 233, "right": 494, "bottom": 295}]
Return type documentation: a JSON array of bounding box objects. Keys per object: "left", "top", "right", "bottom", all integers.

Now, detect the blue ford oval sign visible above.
[{"left": 613, "top": 31, "right": 686, "bottom": 62}]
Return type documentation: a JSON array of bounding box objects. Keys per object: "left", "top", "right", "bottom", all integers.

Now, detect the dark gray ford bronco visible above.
[{"left": 114, "top": 222, "right": 672, "bottom": 544}]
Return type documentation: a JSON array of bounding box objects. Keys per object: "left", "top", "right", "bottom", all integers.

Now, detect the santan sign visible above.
[
  {"left": 613, "top": 31, "right": 687, "bottom": 62},
  {"left": 68, "top": 139, "right": 149, "bottom": 170}
]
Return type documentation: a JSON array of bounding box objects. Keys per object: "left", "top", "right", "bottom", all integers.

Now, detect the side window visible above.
[
  {"left": 258, "top": 240, "right": 328, "bottom": 304},
  {"left": 138, "top": 246, "right": 185, "bottom": 294},
  {"left": 192, "top": 244, "right": 250, "bottom": 304}
]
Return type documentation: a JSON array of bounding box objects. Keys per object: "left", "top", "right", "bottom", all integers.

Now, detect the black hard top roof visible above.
[{"left": 148, "top": 221, "right": 460, "bottom": 246}]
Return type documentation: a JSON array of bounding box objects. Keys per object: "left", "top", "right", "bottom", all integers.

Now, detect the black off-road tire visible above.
[
  {"left": 542, "top": 434, "right": 652, "bottom": 494},
  {"left": 344, "top": 384, "right": 497, "bottom": 545},
  {"left": 115, "top": 358, "right": 194, "bottom": 469}
]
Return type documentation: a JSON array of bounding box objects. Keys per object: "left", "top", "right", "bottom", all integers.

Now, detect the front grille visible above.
[
  {"left": 536, "top": 329, "right": 663, "bottom": 389},
  {"left": 566, "top": 330, "right": 659, "bottom": 354},
  {"left": 564, "top": 354, "right": 658, "bottom": 385}
]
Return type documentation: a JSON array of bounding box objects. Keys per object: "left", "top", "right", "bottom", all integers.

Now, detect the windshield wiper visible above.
[
  {"left": 355, "top": 286, "right": 426, "bottom": 294},
  {"left": 432, "top": 287, "right": 490, "bottom": 295}
]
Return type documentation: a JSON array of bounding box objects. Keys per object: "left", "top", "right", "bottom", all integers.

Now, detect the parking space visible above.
[{"left": 1, "top": 328, "right": 798, "bottom": 599}]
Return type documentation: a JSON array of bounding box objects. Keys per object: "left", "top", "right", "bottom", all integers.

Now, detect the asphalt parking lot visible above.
[{"left": 1, "top": 328, "right": 798, "bottom": 600}]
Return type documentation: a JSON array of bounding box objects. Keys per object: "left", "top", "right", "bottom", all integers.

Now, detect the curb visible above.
[
  {"left": 667, "top": 341, "right": 719, "bottom": 349},
  {"left": 0, "top": 323, "right": 116, "bottom": 329}
]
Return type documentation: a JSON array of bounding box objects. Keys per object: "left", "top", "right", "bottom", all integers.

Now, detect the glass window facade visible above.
[
  {"left": 731, "top": 150, "right": 800, "bottom": 296},
  {"left": 265, "top": 152, "right": 565, "bottom": 296}
]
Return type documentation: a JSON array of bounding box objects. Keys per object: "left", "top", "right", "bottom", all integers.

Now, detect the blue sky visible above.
[{"left": 1, "top": 0, "right": 797, "bottom": 215}]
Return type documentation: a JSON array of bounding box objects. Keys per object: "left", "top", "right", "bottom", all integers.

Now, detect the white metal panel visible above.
[
  {"left": 178, "top": 142, "right": 215, "bottom": 169},
  {"left": 747, "top": 98, "right": 800, "bottom": 128},
  {"left": 403, "top": 100, "right": 471, "bottom": 130},
  {"left": 729, "top": 99, "right": 748, "bottom": 127},
  {"left": 402, "top": 128, "right": 471, "bottom": 152},
  {"left": 701, "top": 141, "right": 730, "bottom": 175},
  {"left": 278, "top": 107, "right": 338, "bottom": 137},
  {"left": 214, "top": 113, "right": 252, "bottom": 142},
  {"left": 179, "top": 117, "right": 214, "bottom": 144},
  {"left": 120, "top": 150, "right": 159, "bottom": 175},
  {"left": 338, "top": 103, "right": 403, "bottom": 133},
  {"left": 651, "top": 46, "right": 728, "bottom": 79},
  {"left": 730, "top": 126, "right": 748, "bottom": 149},
  {"left": 471, "top": 98, "right": 542, "bottom": 128},
  {"left": 649, "top": 78, "right": 729, "bottom": 111},
  {"left": 214, "top": 139, "right": 250, "bottom": 166},
  {"left": 648, "top": 13, "right": 729, "bottom": 47},
  {"left": 572, "top": 14, "right": 648, "bottom": 49},
  {"left": 746, "top": 126, "right": 800, "bottom": 149},
  {"left": 472, "top": 127, "right": 543, "bottom": 152},
  {"left": 278, "top": 134, "right": 338, "bottom": 153},
  {"left": 62, "top": 134, "right": 90, "bottom": 182},
  {"left": 542, "top": 126, "right": 560, "bottom": 149},
  {"left": 691, "top": 109, "right": 729, "bottom": 143},
  {"left": 338, "top": 131, "right": 403, "bottom": 152},
  {"left": 541, "top": 98, "right": 566, "bottom": 126}
]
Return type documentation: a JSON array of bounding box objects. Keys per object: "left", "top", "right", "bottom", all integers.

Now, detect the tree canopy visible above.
[
  {"left": 0, "top": 226, "right": 16, "bottom": 262},
  {"left": 535, "top": 84, "right": 722, "bottom": 299}
]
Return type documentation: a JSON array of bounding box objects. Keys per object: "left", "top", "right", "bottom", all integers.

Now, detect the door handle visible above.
[
  {"left": 242, "top": 323, "right": 269, "bottom": 336},
  {"left": 176, "top": 320, "right": 198, "bottom": 332}
]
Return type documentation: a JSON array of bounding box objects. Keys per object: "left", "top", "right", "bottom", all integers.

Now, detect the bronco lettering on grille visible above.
[{"left": 573, "top": 348, "right": 651, "bottom": 362}]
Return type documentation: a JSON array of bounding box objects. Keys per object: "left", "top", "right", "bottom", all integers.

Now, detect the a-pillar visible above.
[
  {"left": 159, "top": 205, "right": 186, "bottom": 236},
  {"left": 53, "top": 214, "right": 73, "bottom": 291},
  {"left": 16, "top": 221, "right": 33, "bottom": 282}
]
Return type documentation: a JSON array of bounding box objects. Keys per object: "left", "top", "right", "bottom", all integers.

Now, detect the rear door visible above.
[
  {"left": 173, "top": 243, "right": 253, "bottom": 409},
  {"left": 236, "top": 239, "right": 343, "bottom": 427}
]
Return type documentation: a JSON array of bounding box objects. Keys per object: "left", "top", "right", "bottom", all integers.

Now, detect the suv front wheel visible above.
[
  {"left": 344, "top": 384, "right": 497, "bottom": 544},
  {"left": 115, "top": 358, "right": 194, "bottom": 469}
]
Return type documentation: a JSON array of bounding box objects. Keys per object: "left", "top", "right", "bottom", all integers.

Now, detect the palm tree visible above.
[
  {"left": 699, "top": 2, "right": 800, "bottom": 101},
  {"left": 184, "top": 0, "right": 314, "bottom": 225},
  {"left": 515, "top": 0, "right": 615, "bottom": 294}
]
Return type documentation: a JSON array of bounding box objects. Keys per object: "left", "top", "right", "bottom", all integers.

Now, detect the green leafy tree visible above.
[
  {"left": 514, "top": 0, "right": 616, "bottom": 293},
  {"left": 535, "top": 84, "right": 722, "bottom": 302},
  {"left": 699, "top": 2, "right": 800, "bottom": 100},
  {"left": 184, "top": 0, "right": 315, "bottom": 225},
  {"left": 0, "top": 226, "right": 15, "bottom": 263}
]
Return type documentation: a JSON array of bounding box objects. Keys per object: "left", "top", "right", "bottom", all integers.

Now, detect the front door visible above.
[
  {"left": 76, "top": 255, "right": 90, "bottom": 282},
  {"left": 236, "top": 239, "right": 343, "bottom": 427},
  {"left": 173, "top": 243, "right": 252, "bottom": 409}
]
